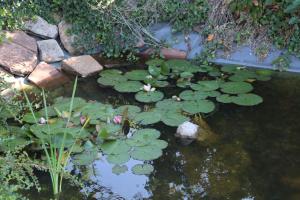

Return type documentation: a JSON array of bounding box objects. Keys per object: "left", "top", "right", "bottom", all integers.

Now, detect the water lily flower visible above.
[
  {"left": 80, "top": 115, "right": 87, "bottom": 125},
  {"left": 113, "top": 115, "right": 122, "bottom": 124},
  {"left": 143, "top": 84, "right": 156, "bottom": 92},
  {"left": 172, "top": 95, "right": 181, "bottom": 101},
  {"left": 38, "top": 117, "right": 47, "bottom": 124}
]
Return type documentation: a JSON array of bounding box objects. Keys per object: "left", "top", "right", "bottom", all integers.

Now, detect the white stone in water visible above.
[{"left": 175, "top": 121, "right": 199, "bottom": 139}]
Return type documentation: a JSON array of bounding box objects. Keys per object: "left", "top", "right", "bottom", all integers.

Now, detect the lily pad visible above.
[
  {"left": 191, "top": 80, "right": 220, "bottom": 91},
  {"left": 146, "top": 58, "right": 164, "bottom": 67},
  {"left": 216, "top": 94, "right": 234, "bottom": 103},
  {"left": 112, "top": 165, "right": 128, "bottom": 175},
  {"left": 132, "top": 164, "right": 154, "bottom": 175},
  {"left": 130, "top": 146, "right": 162, "bottom": 161},
  {"left": 135, "top": 91, "right": 164, "bottom": 103},
  {"left": 100, "top": 69, "right": 123, "bottom": 77},
  {"left": 100, "top": 140, "right": 131, "bottom": 155},
  {"left": 221, "top": 82, "right": 253, "bottom": 94},
  {"left": 161, "top": 111, "right": 189, "bottom": 127},
  {"left": 125, "top": 70, "right": 149, "bottom": 81},
  {"left": 149, "top": 139, "right": 168, "bottom": 149},
  {"left": 165, "top": 59, "right": 190, "bottom": 72},
  {"left": 155, "top": 99, "right": 182, "bottom": 112},
  {"left": 97, "top": 75, "right": 127, "bottom": 86},
  {"left": 232, "top": 93, "right": 263, "bottom": 106},
  {"left": 114, "top": 81, "right": 143, "bottom": 93},
  {"left": 115, "top": 105, "right": 141, "bottom": 119},
  {"left": 182, "top": 100, "right": 215, "bottom": 114},
  {"left": 179, "top": 90, "right": 208, "bottom": 100},
  {"left": 107, "top": 153, "right": 130, "bottom": 165},
  {"left": 153, "top": 80, "right": 169, "bottom": 88},
  {"left": 134, "top": 111, "right": 161, "bottom": 125},
  {"left": 221, "top": 66, "right": 238, "bottom": 73}
]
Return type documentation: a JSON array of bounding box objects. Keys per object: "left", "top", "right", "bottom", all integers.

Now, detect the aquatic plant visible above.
[{"left": 97, "top": 59, "right": 272, "bottom": 127}]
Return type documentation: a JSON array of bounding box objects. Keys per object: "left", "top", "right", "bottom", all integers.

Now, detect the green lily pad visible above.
[
  {"left": 146, "top": 58, "right": 164, "bottom": 67},
  {"left": 112, "top": 165, "right": 128, "bottom": 175},
  {"left": 206, "top": 90, "right": 221, "bottom": 97},
  {"left": 161, "top": 111, "right": 189, "bottom": 127},
  {"left": 134, "top": 111, "right": 161, "bottom": 125},
  {"left": 148, "top": 65, "right": 161, "bottom": 77},
  {"left": 125, "top": 70, "right": 149, "bottom": 81},
  {"left": 100, "top": 140, "right": 131, "bottom": 155},
  {"left": 255, "top": 69, "right": 273, "bottom": 76},
  {"left": 115, "top": 105, "right": 141, "bottom": 119},
  {"left": 149, "top": 139, "right": 168, "bottom": 149},
  {"left": 23, "top": 112, "right": 42, "bottom": 124},
  {"left": 221, "top": 66, "right": 238, "bottom": 73},
  {"left": 191, "top": 80, "right": 220, "bottom": 91},
  {"left": 216, "top": 94, "right": 234, "bottom": 103},
  {"left": 179, "top": 90, "right": 208, "bottom": 100},
  {"left": 97, "top": 75, "right": 127, "bottom": 86},
  {"left": 135, "top": 91, "right": 164, "bottom": 103},
  {"left": 153, "top": 80, "right": 169, "bottom": 88},
  {"left": 182, "top": 100, "right": 215, "bottom": 114},
  {"left": 73, "top": 142, "right": 98, "bottom": 165},
  {"left": 130, "top": 146, "right": 162, "bottom": 161},
  {"left": 114, "top": 81, "right": 143, "bottom": 93},
  {"left": 165, "top": 59, "right": 190, "bottom": 72},
  {"left": 155, "top": 99, "right": 182, "bottom": 112},
  {"left": 100, "top": 69, "right": 123, "bottom": 77},
  {"left": 134, "top": 129, "right": 161, "bottom": 140},
  {"left": 132, "top": 164, "right": 154, "bottom": 175},
  {"left": 232, "top": 93, "right": 263, "bottom": 106},
  {"left": 107, "top": 153, "right": 130, "bottom": 165},
  {"left": 221, "top": 82, "right": 253, "bottom": 94}
]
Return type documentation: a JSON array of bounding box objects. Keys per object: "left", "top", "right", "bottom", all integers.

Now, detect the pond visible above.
[{"left": 22, "top": 68, "right": 300, "bottom": 200}]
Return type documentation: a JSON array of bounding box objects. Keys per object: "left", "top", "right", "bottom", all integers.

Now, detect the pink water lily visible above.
[{"left": 113, "top": 115, "right": 122, "bottom": 124}]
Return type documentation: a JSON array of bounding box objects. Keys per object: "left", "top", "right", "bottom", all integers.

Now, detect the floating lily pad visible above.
[
  {"left": 155, "top": 99, "right": 182, "bottom": 112},
  {"left": 107, "top": 153, "right": 130, "bottom": 165},
  {"left": 191, "top": 80, "right": 220, "bottom": 91},
  {"left": 146, "top": 58, "right": 164, "bottom": 67},
  {"left": 100, "top": 69, "right": 123, "bottom": 77},
  {"left": 115, "top": 105, "right": 141, "bottom": 119},
  {"left": 198, "top": 65, "right": 213, "bottom": 72},
  {"left": 161, "top": 111, "right": 189, "bottom": 127},
  {"left": 135, "top": 91, "right": 164, "bottom": 103},
  {"left": 216, "top": 94, "right": 234, "bottom": 103},
  {"left": 125, "top": 70, "right": 149, "bottom": 81},
  {"left": 179, "top": 90, "right": 208, "bottom": 100},
  {"left": 134, "top": 111, "right": 161, "bottom": 125},
  {"left": 149, "top": 139, "right": 168, "bottom": 149},
  {"left": 100, "top": 140, "right": 131, "bottom": 155},
  {"left": 176, "top": 79, "right": 191, "bottom": 88},
  {"left": 148, "top": 65, "right": 161, "bottom": 77},
  {"left": 130, "top": 146, "right": 162, "bottom": 161},
  {"left": 114, "top": 81, "right": 143, "bottom": 93},
  {"left": 165, "top": 59, "right": 191, "bottom": 72},
  {"left": 182, "top": 100, "right": 215, "bottom": 114},
  {"left": 221, "top": 82, "right": 253, "bottom": 94},
  {"left": 134, "top": 129, "right": 161, "bottom": 140},
  {"left": 153, "top": 80, "right": 169, "bottom": 88},
  {"left": 73, "top": 142, "right": 98, "bottom": 165},
  {"left": 132, "top": 164, "right": 154, "bottom": 175},
  {"left": 97, "top": 75, "right": 127, "bottom": 86},
  {"left": 232, "top": 93, "right": 263, "bottom": 106},
  {"left": 112, "top": 165, "right": 128, "bottom": 175}
]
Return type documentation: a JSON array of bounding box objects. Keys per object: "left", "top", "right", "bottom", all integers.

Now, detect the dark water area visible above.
[{"left": 25, "top": 71, "right": 300, "bottom": 200}]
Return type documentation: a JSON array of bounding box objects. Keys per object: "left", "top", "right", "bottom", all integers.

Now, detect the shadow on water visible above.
[{"left": 26, "top": 71, "right": 300, "bottom": 200}]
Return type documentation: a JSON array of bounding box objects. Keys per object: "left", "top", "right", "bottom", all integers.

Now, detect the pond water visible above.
[{"left": 25, "top": 70, "right": 300, "bottom": 200}]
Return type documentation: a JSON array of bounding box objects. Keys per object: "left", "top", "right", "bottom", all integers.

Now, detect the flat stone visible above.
[
  {"left": 4, "top": 31, "right": 37, "bottom": 53},
  {"left": 24, "top": 16, "right": 58, "bottom": 39},
  {"left": 28, "top": 62, "right": 69, "bottom": 89},
  {"left": 37, "top": 39, "right": 64, "bottom": 63},
  {"left": 0, "top": 42, "right": 37, "bottom": 76},
  {"left": 58, "top": 21, "right": 84, "bottom": 55},
  {"left": 62, "top": 55, "right": 103, "bottom": 77}
]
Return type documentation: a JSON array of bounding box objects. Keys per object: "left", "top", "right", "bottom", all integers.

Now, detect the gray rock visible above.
[
  {"left": 58, "top": 21, "right": 84, "bottom": 55},
  {"left": 37, "top": 39, "right": 64, "bottom": 63},
  {"left": 175, "top": 121, "right": 199, "bottom": 139},
  {"left": 24, "top": 16, "right": 58, "bottom": 39},
  {"left": 4, "top": 31, "right": 37, "bottom": 53},
  {"left": 62, "top": 55, "right": 103, "bottom": 77}
]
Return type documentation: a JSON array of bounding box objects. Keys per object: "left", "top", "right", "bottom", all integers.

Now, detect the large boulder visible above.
[
  {"left": 0, "top": 31, "right": 38, "bottom": 76},
  {"left": 62, "top": 55, "right": 103, "bottom": 77},
  {"left": 24, "top": 16, "right": 58, "bottom": 39},
  {"left": 37, "top": 39, "right": 64, "bottom": 63},
  {"left": 58, "top": 21, "right": 84, "bottom": 55},
  {"left": 28, "top": 62, "right": 69, "bottom": 89}
]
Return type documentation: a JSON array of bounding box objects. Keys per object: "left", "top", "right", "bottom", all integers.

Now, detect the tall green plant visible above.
[{"left": 23, "top": 76, "right": 87, "bottom": 198}]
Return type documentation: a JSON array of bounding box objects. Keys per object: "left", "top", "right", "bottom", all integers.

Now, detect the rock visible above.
[
  {"left": 24, "top": 16, "right": 58, "bottom": 39},
  {"left": 28, "top": 62, "right": 70, "bottom": 89},
  {"left": 176, "top": 121, "right": 199, "bottom": 139},
  {"left": 37, "top": 39, "right": 64, "bottom": 63},
  {"left": 4, "top": 31, "right": 37, "bottom": 53},
  {"left": 0, "top": 42, "right": 37, "bottom": 76},
  {"left": 58, "top": 21, "right": 84, "bottom": 55},
  {"left": 62, "top": 55, "right": 103, "bottom": 77}
]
